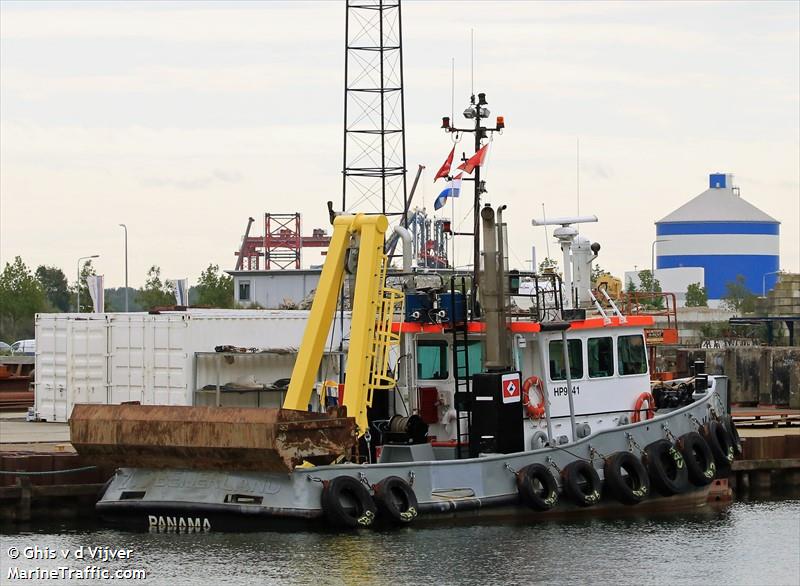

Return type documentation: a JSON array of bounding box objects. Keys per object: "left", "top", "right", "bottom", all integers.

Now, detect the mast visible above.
[{"left": 441, "top": 92, "right": 504, "bottom": 304}]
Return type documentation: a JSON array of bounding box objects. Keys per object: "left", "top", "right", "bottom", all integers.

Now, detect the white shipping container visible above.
[{"left": 35, "top": 309, "right": 351, "bottom": 422}]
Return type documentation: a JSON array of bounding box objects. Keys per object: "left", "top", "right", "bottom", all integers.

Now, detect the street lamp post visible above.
[
  {"left": 119, "top": 224, "right": 128, "bottom": 312},
  {"left": 762, "top": 270, "right": 782, "bottom": 297},
  {"left": 76, "top": 254, "right": 100, "bottom": 312},
  {"left": 651, "top": 239, "right": 671, "bottom": 278}
]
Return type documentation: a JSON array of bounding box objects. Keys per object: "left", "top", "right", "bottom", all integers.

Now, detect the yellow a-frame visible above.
[{"left": 282, "top": 214, "right": 402, "bottom": 435}]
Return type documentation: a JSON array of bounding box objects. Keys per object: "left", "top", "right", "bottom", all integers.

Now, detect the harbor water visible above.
[{"left": 1, "top": 497, "right": 798, "bottom": 585}]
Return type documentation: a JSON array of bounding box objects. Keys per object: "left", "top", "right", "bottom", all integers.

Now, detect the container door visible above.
[
  {"left": 109, "top": 314, "right": 148, "bottom": 405},
  {"left": 149, "top": 315, "right": 189, "bottom": 405},
  {"left": 67, "top": 316, "right": 109, "bottom": 419},
  {"left": 34, "top": 315, "right": 70, "bottom": 422}
]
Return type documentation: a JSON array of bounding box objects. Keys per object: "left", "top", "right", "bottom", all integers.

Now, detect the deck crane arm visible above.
[{"left": 282, "top": 214, "right": 402, "bottom": 436}]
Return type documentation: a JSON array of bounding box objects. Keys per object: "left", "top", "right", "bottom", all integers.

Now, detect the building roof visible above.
[{"left": 657, "top": 186, "right": 779, "bottom": 224}]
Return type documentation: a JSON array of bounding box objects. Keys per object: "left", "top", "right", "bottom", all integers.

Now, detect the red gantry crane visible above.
[{"left": 235, "top": 213, "right": 332, "bottom": 270}]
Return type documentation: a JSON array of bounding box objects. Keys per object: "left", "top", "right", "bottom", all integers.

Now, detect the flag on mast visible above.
[
  {"left": 457, "top": 143, "right": 489, "bottom": 174},
  {"left": 434, "top": 173, "right": 462, "bottom": 210},
  {"left": 434, "top": 146, "right": 455, "bottom": 181}
]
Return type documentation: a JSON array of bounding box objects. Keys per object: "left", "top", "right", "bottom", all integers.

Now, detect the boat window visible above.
[
  {"left": 548, "top": 339, "right": 583, "bottom": 381},
  {"left": 618, "top": 334, "right": 648, "bottom": 375},
  {"left": 588, "top": 337, "right": 614, "bottom": 378},
  {"left": 455, "top": 340, "right": 482, "bottom": 378},
  {"left": 417, "top": 340, "right": 448, "bottom": 380},
  {"left": 239, "top": 281, "right": 251, "bottom": 301}
]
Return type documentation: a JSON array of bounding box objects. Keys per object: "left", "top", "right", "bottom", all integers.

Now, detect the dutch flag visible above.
[{"left": 434, "top": 173, "right": 462, "bottom": 210}]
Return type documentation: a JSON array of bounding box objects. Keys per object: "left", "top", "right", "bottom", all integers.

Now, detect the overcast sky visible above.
[{"left": 1, "top": 1, "right": 798, "bottom": 288}]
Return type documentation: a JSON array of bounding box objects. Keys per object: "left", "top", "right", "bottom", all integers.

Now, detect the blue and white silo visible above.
[{"left": 655, "top": 173, "right": 780, "bottom": 300}]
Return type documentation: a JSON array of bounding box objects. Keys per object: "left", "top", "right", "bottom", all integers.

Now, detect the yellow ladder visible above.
[{"left": 365, "top": 254, "right": 404, "bottom": 409}]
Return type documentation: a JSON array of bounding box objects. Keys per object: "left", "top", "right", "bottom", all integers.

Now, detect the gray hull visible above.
[{"left": 97, "top": 380, "right": 730, "bottom": 532}]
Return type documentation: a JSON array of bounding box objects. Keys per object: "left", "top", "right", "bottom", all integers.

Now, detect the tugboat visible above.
[{"left": 70, "top": 93, "right": 740, "bottom": 532}]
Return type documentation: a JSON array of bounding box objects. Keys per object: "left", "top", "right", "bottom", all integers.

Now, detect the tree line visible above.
[{"left": 0, "top": 257, "right": 234, "bottom": 343}]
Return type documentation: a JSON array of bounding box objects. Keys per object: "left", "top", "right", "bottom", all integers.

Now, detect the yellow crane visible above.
[{"left": 283, "top": 213, "right": 403, "bottom": 435}]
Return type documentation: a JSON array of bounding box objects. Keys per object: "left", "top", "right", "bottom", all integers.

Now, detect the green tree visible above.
[
  {"left": 538, "top": 257, "right": 559, "bottom": 274},
  {"left": 635, "top": 269, "right": 664, "bottom": 309},
  {"left": 685, "top": 282, "right": 708, "bottom": 307},
  {"left": 0, "top": 257, "right": 47, "bottom": 341},
  {"left": 722, "top": 274, "right": 757, "bottom": 314},
  {"left": 195, "top": 264, "right": 234, "bottom": 308},
  {"left": 135, "top": 266, "right": 175, "bottom": 310},
  {"left": 591, "top": 264, "right": 611, "bottom": 286},
  {"left": 35, "top": 265, "right": 70, "bottom": 312}
]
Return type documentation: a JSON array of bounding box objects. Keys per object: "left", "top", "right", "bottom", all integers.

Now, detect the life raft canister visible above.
[
  {"left": 522, "top": 376, "right": 546, "bottom": 418},
  {"left": 632, "top": 391, "right": 656, "bottom": 423}
]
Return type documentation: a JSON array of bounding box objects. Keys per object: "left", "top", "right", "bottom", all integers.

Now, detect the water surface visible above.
[{"left": 2, "top": 498, "right": 798, "bottom": 586}]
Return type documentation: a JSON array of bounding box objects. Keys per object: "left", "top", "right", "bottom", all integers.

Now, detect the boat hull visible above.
[{"left": 95, "top": 381, "right": 733, "bottom": 532}]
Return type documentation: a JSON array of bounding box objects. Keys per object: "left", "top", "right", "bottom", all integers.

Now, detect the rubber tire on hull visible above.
[
  {"left": 321, "top": 476, "right": 377, "bottom": 529},
  {"left": 603, "top": 452, "right": 650, "bottom": 505},
  {"left": 703, "top": 420, "right": 735, "bottom": 473},
  {"left": 722, "top": 415, "right": 743, "bottom": 458},
  {"left": 517, "top": 463, "right": 559, "bottom": 511},
  {"left": 373, "top": 476, "right": 418, "bottom": 525},
  {"left": 677, "top": 431, "right": 716, "bottom": 486},
  {"left": 561, "top": 461, "right": 602, "bottom": 507},
  {"left": 644, "top": 439, "right": 690, "bottom": 496}
]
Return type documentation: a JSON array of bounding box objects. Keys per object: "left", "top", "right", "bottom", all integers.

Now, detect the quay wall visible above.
[{"left": 675, "top": 347, "right": 800, "bottom": 409}]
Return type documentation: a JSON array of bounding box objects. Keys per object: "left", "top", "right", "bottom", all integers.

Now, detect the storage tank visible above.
[{"left": 655, "top": 173, "right": 780, "bottom": 301}]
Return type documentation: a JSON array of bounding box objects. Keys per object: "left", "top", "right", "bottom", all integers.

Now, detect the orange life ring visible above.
[
  {"left": 632, "top": 391, "right": 656, "bottom": 423},
  {"left": 522, "top": 376, "right": 546, "bottom": 419}
]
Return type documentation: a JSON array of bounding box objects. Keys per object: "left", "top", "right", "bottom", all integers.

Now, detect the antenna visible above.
[
  {"left": 470, "top": 29, "right": 474, "bottom": 96},
  {"left": 541, "top": 203, "right": 551, "bottom": 262},
  {"left": 576, "top": 137, "right": 580, "bottom": 216},
  {"left": 451, "top": 57, "right": 455, "bottom": 123}
]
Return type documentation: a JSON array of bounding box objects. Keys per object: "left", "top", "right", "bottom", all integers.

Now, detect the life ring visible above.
[
  {"left": 677, "top": 431, "right": 716, "bottom": 486},
  {"left": 522, "top": 376, "right": 546, "bottom": 419},
  {"left": 561, "top": 461, "right": 602, "bottom": 507},
  {"left": 632, "top": 392, "right": 656, "bottom": 423},
  {"left": 643, "top": 439, "right": 689, "bottom": 496},
  {"left": 516, "top": 463, "right": 559, "bottom": 511},
  {"left": 603, "top": 451, "right": 650, "bottom": 505},
  {"left": 702, "top": 420, "right": 735, "bottom": 472},
  {"left": 321, "top": 476, "right": 377, "bottom": 528},
  {"left": 372, "top": 476, "right": 418, "bottom": 525}
]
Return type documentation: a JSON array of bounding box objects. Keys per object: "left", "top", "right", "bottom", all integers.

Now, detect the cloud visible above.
[{"left": 140, "top": 169, "right": 243, "bottom": 191}]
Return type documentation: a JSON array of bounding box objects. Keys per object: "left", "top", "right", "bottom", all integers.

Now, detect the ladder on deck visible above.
[
  {"left": 366, "top": 254, "right": 404, "bottom": 408},
  {"left": 450, "top": 275, "right": 473, "bottom": 459}
]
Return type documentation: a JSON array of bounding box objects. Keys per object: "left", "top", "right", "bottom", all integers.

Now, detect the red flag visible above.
[
  {"left": 457, "top": 143, "right": 489, "bottom": 174},
  {"left": 434, "top": 146, "right": 455, "bottom": 182}
]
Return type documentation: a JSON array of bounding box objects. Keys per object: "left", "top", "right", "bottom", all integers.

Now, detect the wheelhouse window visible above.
[
  {"left": 455, "top": 340, "right": 483, "bottom": 378},
  {"left": 417, "top": 340, "right": 448, "bottom": 380},
  {"left": 238, "top": 281, "right": 251, "bottom": 301},
  {"left": 548, "top": 339, "right": 583, "bottom": 381},
  {"left": 588, "top": 337, "right": 614, "bottom": 378},
  {"left": 618, "top": 334, "right": 648, "bottom": 375}
]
